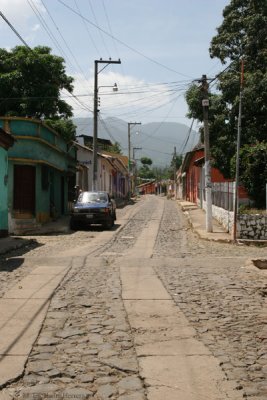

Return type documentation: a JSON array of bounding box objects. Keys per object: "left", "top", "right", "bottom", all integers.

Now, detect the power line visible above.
[
  {"left": 0, "top": 9, "right": 93, "bottom": 115},
  {"left": 101, "top": 0, "right": 119, "bottom": 59},
  {"left": 57, "top": 0, "right": 192, "bottom": 78},
  {"left": 27, "top": 0, "right": 68, "bottom": 59},
  {"left": 179, "top": 118, "right": 195, "bottom": 154},
  {"left": 0, "top": 11, "right": 31, "bottom": 48},
  {"left": 87, "top": 0, "right": 110, "bottom": 57},
  {"left": 74, "top": 0, "right": 101, "bottom": 57},
  {"left": 99, "top": 114, "right": 118, "bottom": 143},
  {"left": 40, "top": 0, "right": 90, "bottom": 82}
]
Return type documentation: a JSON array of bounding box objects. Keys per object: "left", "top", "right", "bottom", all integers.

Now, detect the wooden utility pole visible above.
[
  {"left": 201, "top": 74, "right": 213, "bottom": 232},
  {"left": 127, "top": 122, "right": 141, "bottom": 196},
  {"left": 233, "top": 59, "right": 244, "bottom": 241},
  {"left": 92, "top": 59, "right": 121, "bottom": 191},
  {"left": 173, "top": 146, "right": 177, "bottom": 198}
]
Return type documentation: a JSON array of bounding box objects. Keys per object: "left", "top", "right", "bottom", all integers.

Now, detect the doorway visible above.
[{"left": 13, "top": 165, "right": 35, "bottom": 216}]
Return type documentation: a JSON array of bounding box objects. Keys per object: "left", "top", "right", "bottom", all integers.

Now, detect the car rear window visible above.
[{"left": 78, "top": 192, "right": 108, "bottom": 203}]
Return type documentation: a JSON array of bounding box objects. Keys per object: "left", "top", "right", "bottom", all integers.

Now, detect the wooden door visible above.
[{"left": 13, "top": 165, "right": 35, "bottom": 215}]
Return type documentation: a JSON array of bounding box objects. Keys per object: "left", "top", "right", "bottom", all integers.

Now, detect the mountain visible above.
[{"left": 72, "top": 117, "right": 199, "bottom": 167}]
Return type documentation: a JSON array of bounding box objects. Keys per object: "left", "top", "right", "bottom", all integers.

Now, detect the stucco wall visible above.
[
  {"left": 3, "top": 118, "right": 76, "bottom": 229},
  {"left": 201, "top": 199, "right": 234, "bottom": 233}
]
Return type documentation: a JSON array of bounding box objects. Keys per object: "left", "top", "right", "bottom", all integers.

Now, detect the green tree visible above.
[
  {"left": 168, "top": 154, "right": 183, "bottom": 180},
  {"left": 45, "top": 119, "right": 76, "bottom": 142},
  {"left": 109, "top": 141, "right": 122, "bottom": 154},
  {"left": 0, "top": 46, "right": 74, "bottom": 119},
  {"left": 185, "top": 0, "right": 267, "bottom": 206},
  {"left": 138, "top": 157, "right": 155, "bottom": 179},
  {"left": 233, "top": 142, "right": 267, "bottom": 208},
  {"left": 140, "top": 157, "right": 152, "bottom": 166}
]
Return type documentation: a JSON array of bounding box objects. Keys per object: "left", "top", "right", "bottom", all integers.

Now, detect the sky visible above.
[{"left": 0, "top": 0, "right": 230, "bottom": 164}]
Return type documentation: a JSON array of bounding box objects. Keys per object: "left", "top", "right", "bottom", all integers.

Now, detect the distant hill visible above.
[{"left": 72, "top": 117, "right": 199, "bottom": 167}]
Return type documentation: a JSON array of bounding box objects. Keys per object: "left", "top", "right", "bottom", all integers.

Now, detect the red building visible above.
[
  {"left": 178, "top": 144, "right": 248, "bottom": 207},
  {"left": 137, "top": 180, "right": 156, "bottom": 195}
]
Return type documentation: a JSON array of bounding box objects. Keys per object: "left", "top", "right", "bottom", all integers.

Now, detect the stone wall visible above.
[
  {"left": 201, "top": 200, "right": 267, "bottom": 240},
  {"left": 237, "top": 214, "right": 267, "bottom": 240}
]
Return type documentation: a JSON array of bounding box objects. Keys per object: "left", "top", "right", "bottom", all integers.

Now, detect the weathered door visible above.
[
  {"left": 61, "top": 176, "right": 65, "bottom": 215},
  {"left": 13, "top": 165, "right": 35, "bottom": 215}
]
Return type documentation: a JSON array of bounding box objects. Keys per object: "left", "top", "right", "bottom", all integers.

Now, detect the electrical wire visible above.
[
  {"left": 99, "top": 114, "right": 118, "bottom": 143},
  {"left": 57, "top": 0, "right": 193, "bottom": 78},
  {"left": 0, "top": 10, "right": 93, "bottom": 115},
  {"left": 0, "top": 11, "right": 31, "bottom": 48},
  {"left": 27, "top": 0, "right": 69, "bottom": 61},
  {"left": 87, "top": 0, "right": 110, "bottom": 57},
  {"left": 179, "top": 118, "right": 195, "bottom": 154},
  {"left": 40, "top": 0, "right": 90, "bottom": 82},
  {"left": 74, "top": 0, "right": 101, "bottom": 57},
  {"left": 27, "top": 0, "right": 92, "bottom": 98}
]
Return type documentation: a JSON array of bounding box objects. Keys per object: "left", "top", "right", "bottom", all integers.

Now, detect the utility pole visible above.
[
  {"left": 201, "top": 74, "right": 213, "bottom": 232},
  {"left": 92, "top": 58, "right": 121, "bottom": 191},
  {"left": 233, "top": 59, "right": 244, "bottom": 241},
  {"left": 173, "top": 146, "right": 177, "bottom": 198},
  {"left": 133, "top": 147, "right": 142, "bottom": 194},
  {"left": 127, "top": 122, "right": 141, "bottom": 196}
]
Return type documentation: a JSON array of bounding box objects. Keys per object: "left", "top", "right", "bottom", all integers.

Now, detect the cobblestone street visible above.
[{"left": 1, "top": 195, "right": 267, "bottom": 399}]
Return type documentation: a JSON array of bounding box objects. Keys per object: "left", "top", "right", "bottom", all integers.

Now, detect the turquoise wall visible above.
[
  {"left": 0, "top": 147, "right": 8, "bottom": 232},
  {"left": 2, "top": 118, "right": 76, "bottom": 223}
]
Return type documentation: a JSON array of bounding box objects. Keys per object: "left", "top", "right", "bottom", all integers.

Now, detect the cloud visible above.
[
  {"left": 32, "top": 24, "right": 40, "bottom": 32},
  {"left": 0, "top": 0, "right": 45, "bottom": 27}
]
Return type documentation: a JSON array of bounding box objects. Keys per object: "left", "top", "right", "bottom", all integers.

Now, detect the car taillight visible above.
[{"left": 100, "top": 207, "right": 109, "bottom": 213}]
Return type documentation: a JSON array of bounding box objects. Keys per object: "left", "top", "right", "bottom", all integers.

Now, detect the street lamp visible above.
[
  {"left": 97, "top": 83, "right": 118, "bottom": 109},
  {"left": 127, "top": 122, "right": 141, "bottom": 196},
  {"left": 92, "top": 59, "right": 121, "bottom": 191}
]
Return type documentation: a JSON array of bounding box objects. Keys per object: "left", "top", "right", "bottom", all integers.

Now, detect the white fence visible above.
[{"left": 199, "top": 182, "right": 234, "bottom": 211}]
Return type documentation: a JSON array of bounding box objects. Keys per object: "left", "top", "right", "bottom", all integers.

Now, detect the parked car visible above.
[{"left": 70, "top": 191, "right": 116, "bottom": 230}]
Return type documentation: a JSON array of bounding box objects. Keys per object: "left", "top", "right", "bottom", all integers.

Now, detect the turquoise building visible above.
[
  {"left": 0, "top": 127, "right": 15, "bottom": 237},
  {"left": 0, "top": 117, "right": 76, "bottom": 234}
]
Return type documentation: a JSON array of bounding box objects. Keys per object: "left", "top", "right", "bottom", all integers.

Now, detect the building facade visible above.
[
  {"left": 0, "top": 127, "right": 15, "bottom": 236},
  {"left": 0, "top": 117, "right": 76, "bottom": 234}
]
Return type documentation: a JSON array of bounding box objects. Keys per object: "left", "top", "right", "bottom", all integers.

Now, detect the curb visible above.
[
  {"left": 0, "top": 237, "right": 36, "bottom": 257},
  {"left": 183, "top": 210, "right": 234, "bottom": 244}
]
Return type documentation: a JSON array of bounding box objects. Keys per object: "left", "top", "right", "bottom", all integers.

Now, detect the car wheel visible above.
[
  {"left": 70, "top": 219, "right": 79, "bottom": 231},
  {"left": 104, "top": 217, "right": 113, "bottom": 230}
]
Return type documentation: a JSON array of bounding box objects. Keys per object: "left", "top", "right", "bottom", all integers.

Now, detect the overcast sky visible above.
[{"left": 0, "top": 0, "right": 229, "bottom": 127}]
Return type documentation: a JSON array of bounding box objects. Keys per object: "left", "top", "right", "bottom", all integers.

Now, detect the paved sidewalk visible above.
[
  {"left": 0, "top": 258, "right": 72, "bottom": 388},
  {"left": 178, "top": 200, "right": 233, "bottom": 243},
  {"left": 0, "top": 216, "right": 71, "bottom": 256}
]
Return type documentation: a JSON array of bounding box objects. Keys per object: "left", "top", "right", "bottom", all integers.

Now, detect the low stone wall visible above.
[
  {"left": 201, "top": 200, "right": 267, "bottom": 240},
  {"left": 201, "top": 200, "right": 234, "bottom": 233},
  {"left": 237, "top": 214, "right": 267, "bottom": 240}
]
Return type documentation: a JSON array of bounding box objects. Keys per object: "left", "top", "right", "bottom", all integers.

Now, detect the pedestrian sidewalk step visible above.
[{"left": 11, "top": 218, "right": 42, "bottom": 235}]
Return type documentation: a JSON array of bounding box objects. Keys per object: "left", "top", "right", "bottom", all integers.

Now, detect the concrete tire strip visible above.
[
  {"left": 118, "top": 258, "right": 243, "bottom": 400},
  {"left": 116, "top": 200, "right": 243, "bottom": 399}
]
